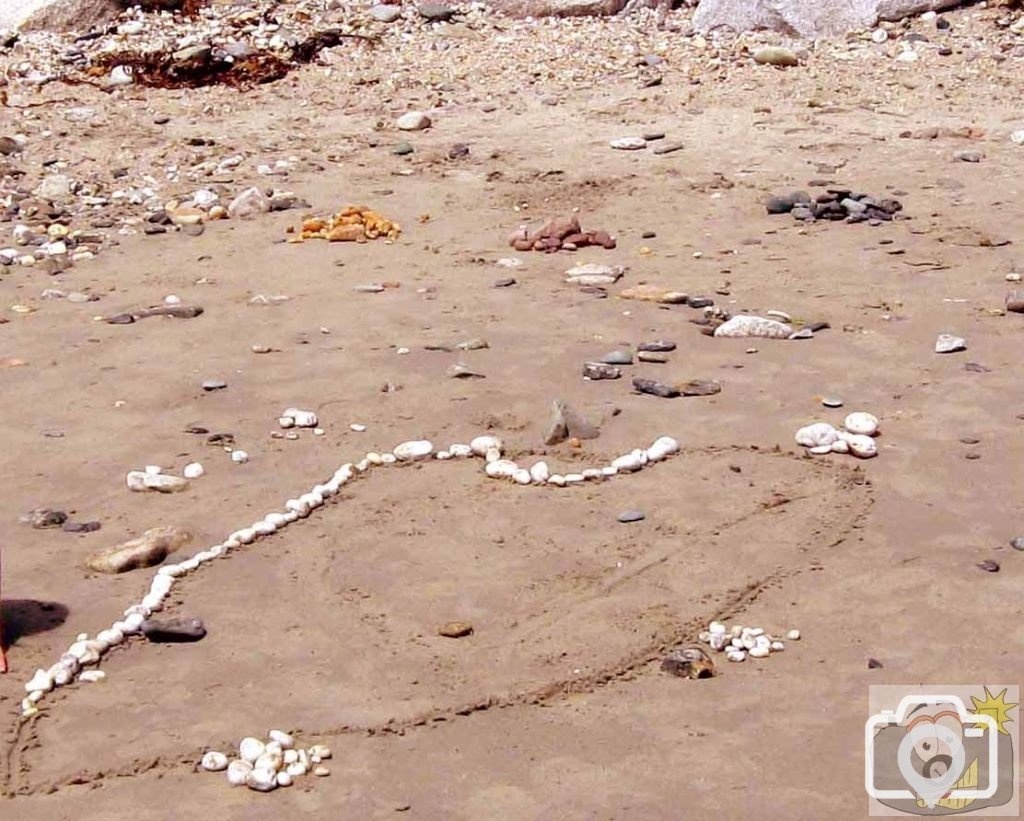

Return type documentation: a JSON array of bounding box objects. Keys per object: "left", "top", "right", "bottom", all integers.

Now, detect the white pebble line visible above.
[
  {"left": 19, "top": 434, "right": 681, "bottom": 717},
  {"left": 698, "top": 621, "right": 802, "bottom": 663},
  {"left": 201, "top": 732, "right": 333, "bottom": 793}
]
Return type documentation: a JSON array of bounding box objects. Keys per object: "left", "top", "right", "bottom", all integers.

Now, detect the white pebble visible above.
[
  {"left": 283, "top": 749, "right": 299, "bottom": 765},
  {"left": 254, "top": 751, "right": 283, "bottom": 772},
  {"left": 449, "top": 444, "right": 472, "bottom": 457},
  {"left": 309, "top": 744, "right": 332, "bottom": 760},
  {"left": 393, "top": 440, "right": 434, "bottom": 461},
  {"left": 749, "top": 646, "right": 770, "bottom": 659},
  {"left": 144, "top": 464, "right": 163, "bottom": 476},
  {"left": 276, "top": 771, "right": 293, "bottom": 787},
  {"left": 226, "top": 759, "right": 253, "bottom": 786},
  {"left": 646, "top": 436, "right": 680, "bottom": 462},
  {"left": 795, "top": 423, "right": 839, "bottom": 449},
  {"left": 230, "top": 450, "right": 249, "bottom": 463},
  {"left": 844, "top": 433, "right": 878, "bottom": 459},
  {"left": 470, "top": 435, "right": 502, "bottom": 456},
  {"left": 286, "top": 762, "right": 307, "bottom": 777},
  {"left": 512, "top": 468, "right": 532, "bottom": 485},
  {"left": 269, "top": 730, "right": 293, "bottom": 749},
  {"left": 239, "top": 737, "right": 266, "bottom": 764},
  {"left": 246, "top": 767, "right": 278, "bottom": 792},
  {"left": 279, "top": 416, "right": 295, "bottom": 429},
  {"left": 381, "top": 453, "right": 397, "bottom": 464},
  {"left": 709, "top": 621, "right": 726, "bottom": 635},
  {"left": 201, "top": 751, "right": 229, "bottom": 772},
  {"left": 786, "top": 629, "right": 801, "bottom": 641},
  {"left": 844, "top": 412, "right": 879, "bottom": 437},
  {"left": 25, "top": 669, "right": 53, "bottom": 693},
  {"left": 283, "top": 408, "right": 318, "bottom": 428},
  {"left": 548, "top": 474, "right": 566, "bottom": 486},
  {"left": 726, "top": 650, "right": 746, "bottom": 662},
  {"left": 611, "top": 450, "right": 644, "bottom": 473},
  {"left": 529, "top": 461, "right": 550, "bottom": 483},
  {"left": 770, "top": 641, "right": 785, "bottom": 652},
  {"left": 313, "top": 765, "right": 331, "bottom": 777},
  {"left": 183, "top": 462, "right": 205, "bottom": 479},
  {"left": 564, "top": 473, "right": 585, "bottom": 484}
]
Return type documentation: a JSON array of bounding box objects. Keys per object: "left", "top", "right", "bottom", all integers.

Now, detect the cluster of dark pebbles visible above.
[{"left": 766, "top": 189, "right": 904, "bottom": 224}]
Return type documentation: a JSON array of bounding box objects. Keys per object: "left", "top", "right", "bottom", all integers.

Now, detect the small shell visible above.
[
  {"left": 201, "top": 751, "right": 229, "bottom": 772},
  {"left": 393, "top": 440, "right": 434, "bottom": 461},
  {"left": 844, "top": 412, "right": 879, "bottom": 437},
  {"left": 470, "top": 435, "right": 502, "bottom": 456},
  {"left": 239, "top": 737, "right": 266, "bottom": 764}
]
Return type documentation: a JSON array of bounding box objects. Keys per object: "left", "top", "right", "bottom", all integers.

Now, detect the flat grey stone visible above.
[
  {"left": 617, "top": 510, "right": 645, "bottom": 523},
  {"left": 201, "top": 379, "right": 227, "bottom": 391},
  {"left": 935, "top": 333, "right": 967, "bottom": 354},
  {"left": 600, "top": 349, "right": 633, "bottom": 365},
  {"left": 543, "top": 399, "right": 600, "bottom": 445}
]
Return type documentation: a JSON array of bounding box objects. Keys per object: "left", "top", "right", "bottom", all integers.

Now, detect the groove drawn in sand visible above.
[{"left": 2, "top": 445, "right": 872, "bottom": 797}]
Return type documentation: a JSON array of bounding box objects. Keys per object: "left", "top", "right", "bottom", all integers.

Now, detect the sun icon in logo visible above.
[{"left": 970, "top": 687, "right": 1018, "bottom": 735}]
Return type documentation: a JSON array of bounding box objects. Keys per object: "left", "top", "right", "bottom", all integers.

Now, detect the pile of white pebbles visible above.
[
  {"left": 19, "top": 432, "right": 681, "bottom": 717},
  {"left": 698, "top": 621, "right": 801, "bottom": 663},
  {"left": 200, "top": 731, "right": 331, "bottom": 792},
  {"left": 794, "top": 412, "right": 880, "bottom": 458}
]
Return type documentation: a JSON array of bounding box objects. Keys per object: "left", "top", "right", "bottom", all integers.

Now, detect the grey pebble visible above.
[
  {"left": 617, "top": 510, "right": 646, "bottom": 523},
  {"left": 637, "top": 351, "right": 669, "bottom": 363},
  {"left": 601, "top": 350, "right": 633, "bottom": 365},
  {"left": 583, "top": 362, "right": 621, "bottom": 380},
  {"left": 632, "top": 377, "right": 679, "bottom": 398},
  {"left": 493, "top": 277, "right": 517, "bottom": 288},
  {"left": 652, "top": 142, "right": 683, "bottom": 156},
  {"left": 141, "top": 617, "right": 207, "bottom": 643},
  {"left": 1010, "top": 536, "right": 1024, "bottom": 551},
  {"left": 822, "top": 397, "right": 844, "bottom": 408},
  {"left": 20, "top": 508, "right": 68, "bottom": 529},
  {"left": 687, "top": 296, "right": 714, "bottom": 309},
  {"left": 201, "top": 379, "right": 227, "bottom": 391},
  {"left": 62, "top": 520, "right": 101, "bottom": 534},
  {"left": 638, "top": 340, "right": 676, "bottom": 352}
]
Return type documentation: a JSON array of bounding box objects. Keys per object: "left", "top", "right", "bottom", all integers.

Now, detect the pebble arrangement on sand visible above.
[
  {"left": 795, "top": 412, "right": 880, "bottom": 458},
  {"left": 201, "top": 732, "right": 332, "bottom": 792},
  {"left": 697, "top": 621, "right": 801, "bottom": 663},
  {"left": 18, "top": 430, "right": 681, "bottom": 718}
]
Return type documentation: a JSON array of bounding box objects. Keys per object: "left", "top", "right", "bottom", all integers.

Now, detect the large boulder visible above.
[
  {"left": 487, "top": 0, "right": 626, "bottom": 17},
  {"left": 3, "top": 0, "right": 191, "bottom": 33},
  {"left": 693, "top": 0, "right": 965, "bottom": 37}
]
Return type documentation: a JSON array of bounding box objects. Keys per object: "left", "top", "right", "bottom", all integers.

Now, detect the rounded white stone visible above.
[
  {"left": 749, "top": 646, "right": 770, "bottom": 659},
  {"left": 230, "top": 450, "right": 249, "bottom": 463},
  {"left": 449, "top": 444, "right": 472, "bottom": 457},
  {"left": 529, "top": 461, "right": 550, "bottom": 483},
  {"left": 486, "top": 460, "right": 518, "bottom": 479},
  {"left": 611, "top": 451, "right": 643, "bottom": 472},
  {"left": 278, "top": 416, "right": 296, "bottom": 429},
  {"left": 381, "top": 453, "right": 397, "bottom": 464},
  {"left": 844, "top": 412, "right": 879, "bottom": 437},
  {"left": 144, "top": 464, "right": 163, "bottom": 476},
  {"left": 254, "top": 750, "right": 283, "bottom": 772},
  {"left": 512, "top": 468, "right": 532, "bottom": 485},
  {"left": 284, "top": 749, "right": 299, "bottom": 765},
  {"left": 786, "top": 629, "right": 801, "bottom": 641},
  {"left": 309, "top": 745, "right": 332, "bottom": 760},
  {"left": 97, "top": 628, "right": 124, "bottom": 647},
  {"left": 286, "top": 762, "right": 307, "bottom": 777},
  {"left": 470, "top": 435, "right": 502, "bottom": 456},
  {"left": 245, "top": 766, "right": 283, "bottom": 786},
  {"left": 646, "top": 436, "right": 680, "bottom": 462},
  {"left": 795, "top": 423, "right": 839, "bottom": 449},
  {"left": 202, "top": 751, "right": 229, "bottom": 772},
  {"left": 564, "top": 473, "right": 585, "bottom": 484},
  {"left": 436, "top": 450, "right": 452, "bottom": 460},
  {"left": 831, "top": 438, "right": 850, "bottom": 454},
  {"left": 269, "top": 730, "right": 293, "bottom": 749},
  {"left": 253, "top": 520, "right": 277, "bottom": 536},
  {"left": 366, "top": 452, "right": 383, "bottom": 465},
  {"left": 726, "top": 650, "right": 746, "bottom": 662},
  {"left": 808, "top": 445, "right": 833, "bottom": 455},
  {"left": 227, "top": 759, "right": 253, "bottom": 786},
  {"left": 183, "top": 462, "right": 205, "bottom": 479},
  {"left": 25, "top": 669, "right": 53, "bottom": 693},
  {"left": 158, "top": 564, "right": 184, "bottom": 577},
  {"left": 548, "top": 474, "right": 566, "bottom": 487},
  {"left": 239, "top": 737, "right": 266, "bottom": 764},
  {"left": 582, "top": 469, "right": 604, "bottom": 481},
  {"left": 283, "top": 409, "right": 317, "bottom": 428},
  {"left": 709, "top": 621, "right": 726, "bottom": 635},
  {"left": 141, "top": 592, "right": 163, "bottom": 611},
  {"left": 845, "top": 433, "right": 878, "bottom": 459},
  {"left": 601, "top": 466, "right": 618, "bottom": 476},
  {"left": 709, "top": 634, "right": 728, "bottom": 651},
  {"left": 770, "top": 641, "right": 785, "bottom": 652},
  {"left": 394, "top": 440, "right": 434, "bottom": 461},
  {"left": 276, "top": 771, "right": 293, "bottom": 787}
]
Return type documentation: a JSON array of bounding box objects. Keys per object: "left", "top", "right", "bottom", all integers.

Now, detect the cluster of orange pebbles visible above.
[{"left": 286, "top": 206, "right": 401, "bottom": 243}]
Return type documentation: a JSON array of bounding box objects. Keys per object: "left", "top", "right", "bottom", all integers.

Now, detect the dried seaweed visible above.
[{"left": 90, "top": 28, "right": 377, "bottom": 90}]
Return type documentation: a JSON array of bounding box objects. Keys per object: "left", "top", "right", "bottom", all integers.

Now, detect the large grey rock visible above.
[{"left": 693, "top": 0, "right": 965, "bottom": 38}]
